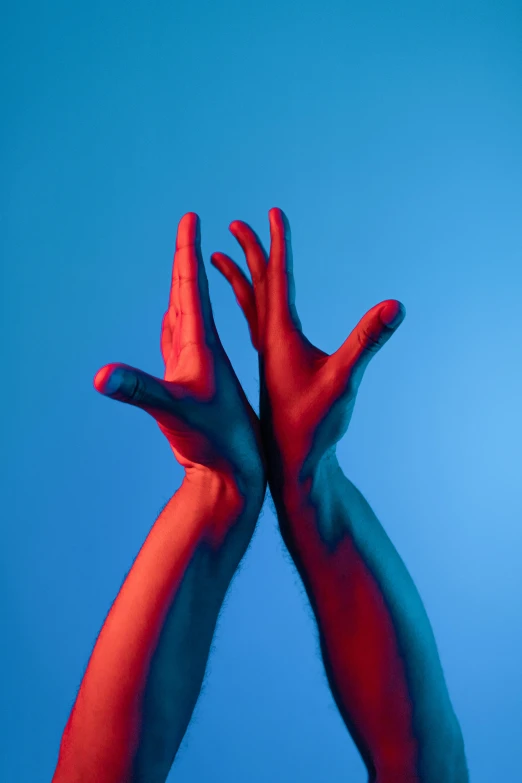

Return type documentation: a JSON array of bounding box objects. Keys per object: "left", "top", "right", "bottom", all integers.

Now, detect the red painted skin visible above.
[
  {"left": 94, "top": 213, "right": 262, "bottom": 487},
  {"left": 211, "top": 209, "right": 449, "bottom": 781},
  {"left": 52, "top": 208, "right": 465, "bottom": 782},
  {"left": 52, "top": 214, "right": 265, "bottom": 782}
]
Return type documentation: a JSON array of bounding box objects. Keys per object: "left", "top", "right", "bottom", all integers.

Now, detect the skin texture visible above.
[
  {"left": 51, "top": 213, "right": 266, "bottom": 783},
  {"left": 211, "top": 208, "right": 469, "bottom": 782}
]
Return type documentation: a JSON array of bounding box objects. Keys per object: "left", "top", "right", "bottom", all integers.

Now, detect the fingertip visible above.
[
  {"left": 210, "top": 252, "right": 226, "bottom": 271},
  {"left": 268, "top": 207, "right": 279, "bottom": 227},
  {"left": 229, "top": 220, "right": 245, "bottom": 238},
  {"left": 93, "top": 363, "right": 136, "bottom": 399},
  {"left": 269, "top": 207, "right": 291, "bottom": 241},
  {"left": 379, "top": 300, "right": 406, "bottom": 329},
  {"left": 94, "top": 363, "right": 122, "bottom": 395},
  {"left": 176, "top": 212, "right": 200, "bottom": 249},
  {"left": 93, "top": 366, "right": 106, "bottom": 392}
]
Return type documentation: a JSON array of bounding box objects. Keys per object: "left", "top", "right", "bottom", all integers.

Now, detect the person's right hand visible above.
[
  {"left": 93, "top": 212, "right": 264, "bottom": 491},
  {"left": 210, "top": 208, "right": 405, "bottom": 494}
]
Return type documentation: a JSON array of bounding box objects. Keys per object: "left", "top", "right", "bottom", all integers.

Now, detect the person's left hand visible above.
[
  {"left": 210, "top": 208, "right": 405, "bottom": 491},
  {"left": 93, "top": 212, "right": 265, "bottom": 486}
]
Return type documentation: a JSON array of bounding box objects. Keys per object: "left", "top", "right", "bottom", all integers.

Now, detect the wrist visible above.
[
  {"left": 270, "top": 447, "right": 339, "bottom": 515},
  {"left": 183, "top": 463, "right": 265, "bottom": 549},
  {"left": 185, "top": 457, "right": 265, "bottom": 498}
]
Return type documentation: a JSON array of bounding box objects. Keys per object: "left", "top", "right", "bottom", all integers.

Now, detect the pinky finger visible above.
[{"left": 211, "top": 252, "right": 260, "bottom": 351}]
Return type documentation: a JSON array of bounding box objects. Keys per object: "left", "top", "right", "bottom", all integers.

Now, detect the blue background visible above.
[{"left": 2, "top": 1, "right": 521, "bottom": 780}]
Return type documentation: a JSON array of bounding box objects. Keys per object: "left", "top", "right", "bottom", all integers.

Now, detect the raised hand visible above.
[
  {"left": 53, "top": 213, "right": 269, "bottom": 783},
  {"left": 210, "top": 207, "right": 405, "bottom": 487},
  {"left": 212, "top": 210, "right": 469, "bottom": 783},
  {"left": 94, "top": 212, "right": 263, "bottom": 483}
]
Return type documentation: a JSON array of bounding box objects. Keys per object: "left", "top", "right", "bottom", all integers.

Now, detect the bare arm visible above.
[
  {"left": 211, "top": 206, "right": 468, "bottom": 782},
  {"left": 53, "top": 471, "right": 263, "bottom": 783},
  {"left": 52, "top": 212, "right": 266, "bottom": 782},
  {"left": 275, "top": 452, "right": 468, "bottom": 782}
]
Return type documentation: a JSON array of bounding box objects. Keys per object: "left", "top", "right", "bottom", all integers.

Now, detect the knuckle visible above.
[
  {"left": 124, "top": 373, "right": 143, "bottom": 402},
  {"left": 357, "top": 326, "right": 383, "bottom": 353}
]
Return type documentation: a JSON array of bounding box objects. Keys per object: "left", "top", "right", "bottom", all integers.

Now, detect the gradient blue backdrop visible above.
[{"left": 2, "top": 1, "right": 521, "bottom": 781}]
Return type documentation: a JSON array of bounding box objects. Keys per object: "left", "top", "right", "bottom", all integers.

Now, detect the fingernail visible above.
[
  {"left": 380, "top": 301, "right": 405, "bottom": 329},
  {"left": 94, "top": 365, "right": 136, "bottom": 398}
]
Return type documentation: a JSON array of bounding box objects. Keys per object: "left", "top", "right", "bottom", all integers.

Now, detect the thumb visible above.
[
  {"left": 331, "top": 299, "right": 406, "bottom": 381},
  {"left": 93, "top": 362, "right": 182, "bottom": 415},
  {"left": 94, "top": 363, "right": 142, "bottom": 401},
  {"left": 359, "top": 299, "right": 406, "bottom": 354}
]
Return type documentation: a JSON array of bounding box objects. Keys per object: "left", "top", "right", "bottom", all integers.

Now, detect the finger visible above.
[
  {"left": 210, "top": 252, "right": 259, "bottom": 350},
  {"left": 330, "top": 299, "right": 406, "bottom": 387},
  {"left": 167, "top": 236, "right": 181, "bottom": 358},
  {"left": 93, "top": 362, "right": 183, "bottom": 416},
  {"left": 175, "top": 212, "right": 216, "bottom": 350},
  {"left": 160, "top": 311, "right": 173, "bottom": 367},
  {"left": 228, "top": 220, "right": 268, "bottom": 283},
  {"left": 267, "top": 207, "right": 302, "bottom": 331},
  {"left": 228, "top": 220, "right": 269, "bottom": 346}
]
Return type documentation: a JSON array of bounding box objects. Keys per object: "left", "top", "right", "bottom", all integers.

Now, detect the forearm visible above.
[
  {"left": 273, "top": 452, "right": 468, "bottom": 783},
  {"left": 52, "top": 469, "right": 265, "bottom": 783}
]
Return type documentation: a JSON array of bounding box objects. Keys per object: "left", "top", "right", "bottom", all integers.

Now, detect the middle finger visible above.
[{"left": 229, "top": 220, "right": 269, "bottom": 345}]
